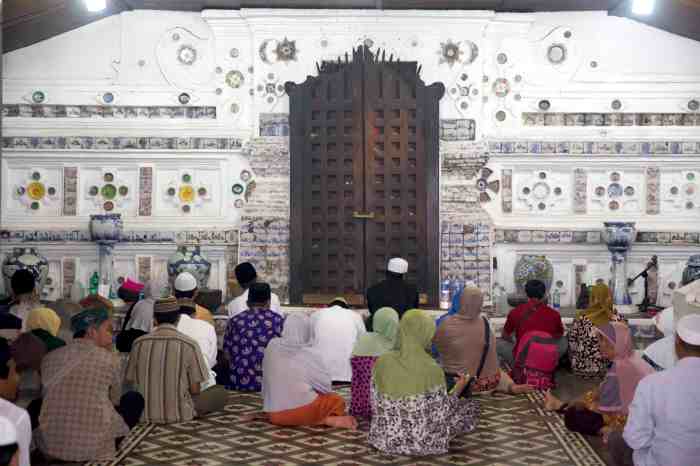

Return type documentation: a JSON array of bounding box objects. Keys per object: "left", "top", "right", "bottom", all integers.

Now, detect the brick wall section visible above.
[{"left": 439, "top": 140, "right": 494, "bottom": 300}]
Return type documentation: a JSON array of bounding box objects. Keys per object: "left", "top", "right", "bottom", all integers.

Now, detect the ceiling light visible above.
[
  {"left": 84, "top": 0, "right": 107, "bottom": 12},
  {"left": 631, "top": 0, "right": 655, "bottom": 15}
]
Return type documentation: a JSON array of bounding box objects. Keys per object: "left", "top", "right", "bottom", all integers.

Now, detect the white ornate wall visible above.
[{"left": 2, "top": 9, "right": 700, "bottom": 304}]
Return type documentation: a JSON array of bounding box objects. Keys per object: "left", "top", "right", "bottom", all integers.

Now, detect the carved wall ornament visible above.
[
  {"left": 475, "top": 167, "right": 500, "bottom": 203},
  {"left": 590, "top": 171, "right": 642, "bottom": 213},
  {"left": 85, "top": 170, "right": 132, "bottom": 212},
  {"left": 516, "top": 171, "right": 567, "bottom": 212},
  {"left": 275, "top": 37, "right": 298, "bottom": 62},
  {"left": 14, "top": 170, "right": 59, "bottom": 212},
  {"left": 225, "top": 70, "right": 244, "bottom": 89},
  {"left": 689, "top": 99, "right": 700, "bottom": 111},
  {"left": 176, "top": 44, "right": 198, "bottom": 66},
  {"left": 157, "top": 27, "right": 215, "bottom": 90},
  {"left": 231, "top": 168, "right": 256, "bottom": 208},
  {"left": 663, "top": 171, "right": 699, "bottom": 212},
  {"left": 546, "top": 43, "right": 567, "bottom": 64},
  {"left": 164, "top": 172, "right": 212, "bottom": 214},
  {"left": 438, "top": 39, "right": 463, "bottom": 67},
  {"left": 256, "top": 72, "right": 286, "bottom": 108}
]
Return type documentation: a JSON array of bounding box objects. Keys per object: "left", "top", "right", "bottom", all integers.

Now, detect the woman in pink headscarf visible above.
[{"left": 544, "top": 322, "right": 654, "bottom": 437}]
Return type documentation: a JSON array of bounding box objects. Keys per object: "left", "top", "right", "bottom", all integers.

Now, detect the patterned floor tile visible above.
[{"left": 86, "top": 387, "right": 606, "bottom": 466}]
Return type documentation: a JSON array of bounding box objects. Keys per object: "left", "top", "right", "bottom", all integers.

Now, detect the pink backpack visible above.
[{"left": 510, "top": 330, "right": 559, "bottom": 390}]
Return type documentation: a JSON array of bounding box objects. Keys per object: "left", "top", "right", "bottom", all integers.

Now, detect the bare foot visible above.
[
  {"left": 241, "top": 411, "right": 268, "bottom": 422},
  {"left": 323, "top": 415, "right": 358, "bottom": 430},
  {"left": 543, "top": 390, "right": 564, "bottom": 411},
  {"left": 510, "top": 384, "right": 535, "bottom": 395},
  {"left": 601, "top": 426, "right": 613, "bottom": 444}
]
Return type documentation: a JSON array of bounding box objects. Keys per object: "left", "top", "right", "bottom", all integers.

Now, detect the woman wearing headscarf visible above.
[
  {"left": 369, "top": 310, "right": 479, "bottom": 456},
  {"left": 349, "top": 307, "right": 399, "bottom": 418},
  {"left": 544, "top": 322, "right": 654, "bottom": 438},
  {"left": 25, "top": 307, "right": 65, "bottom": 352},
  {"left": 642, "top": 307, "right": 676, "bottom": 370},
  {"left": 258, "top": 314, "right": 357, "bottom": 429},
  {"left": 433, "top": 288, "right": 533, "bottom": 395},
  {"left": 568, "top": 284, "right": 625, "bottom": 378},
  {"left": 124, "top": 280, "right": 161, "bottom": 334}
]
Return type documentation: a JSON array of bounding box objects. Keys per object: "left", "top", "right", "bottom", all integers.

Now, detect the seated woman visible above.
[
  {"left": 369, "top": 309, "right": 479, "bottom": 456},
  {"left": 433, "top": 288, "right": 533, "bottom": 396},
  {"left": 544, "top": 322, "right": 654, "bottom": 438},
  {"left": 26, "top": 307, "right": 65, "bottom": 352},
  {"left": 256, "top": 314, "right": 357, "bottom": 429},
  {"left": 349, "top": 307, "right": 399, "bottom": 418},
  {"left": 568, "top": 283, "right": 623, "bottom": 378}
]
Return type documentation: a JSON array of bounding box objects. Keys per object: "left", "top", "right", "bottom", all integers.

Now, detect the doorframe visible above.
[{"left": 286, "top": 49, "right": 444, "bottom": 307}]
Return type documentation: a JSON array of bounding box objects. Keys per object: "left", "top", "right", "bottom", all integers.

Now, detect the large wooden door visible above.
[{"left": 287, "top": 47, "right": 443, "bottom": 306}]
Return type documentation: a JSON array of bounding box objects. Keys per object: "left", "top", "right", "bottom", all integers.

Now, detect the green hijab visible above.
[
  {"left": 353, "top": 307, "right": 399, "bottom": 357},
  {"left": 372, "top": 309, "right": 445, "bottom": 398}
]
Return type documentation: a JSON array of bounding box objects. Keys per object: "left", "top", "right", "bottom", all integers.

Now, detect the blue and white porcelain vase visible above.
[
  {"left": 602, "top": 221, "right": 636, "bottom": 314},
  {"left": 1, "top": 247, "right": 50, "bottom": 297},
  {"left": 682, "top": 254, "right": 700, "bottom": 286},
  {"left": 508, "top": 254, "right": 554, "bottom": 306},
  {"left": 167, "top": 245, "right": 211, "bottom": 289},
  {"left": 89, "top": 213, "right": 123, "bottom": 243}
]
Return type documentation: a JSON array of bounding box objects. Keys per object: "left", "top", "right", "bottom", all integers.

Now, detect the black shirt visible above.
[{"left": 365, "top": 274, "right": 419, "bottom": 331}]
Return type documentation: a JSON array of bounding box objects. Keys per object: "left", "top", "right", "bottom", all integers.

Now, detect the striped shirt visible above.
[{"left": 125, "top": 324, "right": 210, "bottom": 424}]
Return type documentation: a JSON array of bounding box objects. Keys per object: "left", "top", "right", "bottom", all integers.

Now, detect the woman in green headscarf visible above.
[
  {"left": 349, "top": 307, "right": 399, "bottom": 418},
  {"left": 568, "top": 283, "right": 623, "bottom": 378},
  {"left": 368, "top": 310, "right": 479, "bottom": 456}
]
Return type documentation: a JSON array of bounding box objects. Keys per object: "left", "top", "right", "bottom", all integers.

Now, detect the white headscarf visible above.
[
  {"left": 644, "top": 307, "right": 677, "bottom": 370},
  {"left": 126, "top": 280, "right": 162, "bottom": 333}
]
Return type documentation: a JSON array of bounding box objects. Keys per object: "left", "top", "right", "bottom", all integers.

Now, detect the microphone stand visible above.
[{"left": 628, "top": 256, "right": 658, "bottom": 314}]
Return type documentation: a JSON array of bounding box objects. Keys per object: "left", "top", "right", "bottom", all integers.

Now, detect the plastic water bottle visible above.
[
  {"left": 552, "top": 288, "right": 561, "bottom": 311},
  {"left": 89, "top": 271, "right": 99, "bottom": 295},
  {"left": 440, "top": 279, "right": 451, "bottom": 310}
]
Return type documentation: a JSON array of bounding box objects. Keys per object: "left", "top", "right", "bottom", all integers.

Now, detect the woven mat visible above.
[{"left": 86, "top": 386, "right": 606, "bottom": 466}]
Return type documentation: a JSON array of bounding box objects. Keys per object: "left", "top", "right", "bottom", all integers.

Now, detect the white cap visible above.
[
  {"left": 387, "top": 257, "right": 408, "bottom": 274},
  {"left": 174, "top": 272, "right": 197, "bottom": 292},
  {"left": 0, "top": 416, "right": 17, "bottom": 446},
  {"left": 677, "top": 314, "right": 700, "bottom": 345},
  {"left": 655, "top": 307, "right": 675, "bottom": 337}
]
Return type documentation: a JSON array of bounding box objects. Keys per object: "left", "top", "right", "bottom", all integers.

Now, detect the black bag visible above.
[{"left": 115, "top": 302, "right": 146, "bottom": 353}]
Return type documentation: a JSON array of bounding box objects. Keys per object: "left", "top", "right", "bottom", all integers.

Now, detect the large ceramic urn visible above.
[
  {"left": 507, "top": 254, "right": 554, "bottom": 306},
  {"left": 2, "top": 247, "right": 50, "bottom": 296},
  {"left": 167, "top": 245, "right": 211, "bottom": 289},
  {"left": 682, "top": 255, "right": 700, "bottom": 286},
  {"left": 602, "top": 221, "right": 637, "bottom": 314}
]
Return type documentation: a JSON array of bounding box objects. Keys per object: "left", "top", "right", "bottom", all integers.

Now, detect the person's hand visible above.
[
  {"left": 452, "top": 372, "right": 472, "bottom": 396},
  {"left": 509, "top": 383, "right": 535, "bottom": 395}
]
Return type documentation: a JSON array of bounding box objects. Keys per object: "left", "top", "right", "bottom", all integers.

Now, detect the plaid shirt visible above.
[{"left": 39, "top": 339, "right": 127, "bottom": 461}]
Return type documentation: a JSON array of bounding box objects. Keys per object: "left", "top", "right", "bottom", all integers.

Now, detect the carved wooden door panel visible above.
[{"left": 287, "top": 47, "right": 443, "bottom": 306}]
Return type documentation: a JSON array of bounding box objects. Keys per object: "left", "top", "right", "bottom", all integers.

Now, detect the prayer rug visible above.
[{"left": 87, "top": 387, "right": 606, "bottom": 466}]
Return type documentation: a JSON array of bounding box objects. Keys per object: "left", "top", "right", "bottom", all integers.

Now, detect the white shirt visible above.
[
  {"left": 311, "top": 306, "right": 366, "bottom": 382},
  {"left": 0, "top": 398, "right": 31, "bottom": 466},
  {"left": 623, "top": 357, "right": 700, "bottom": 466},
  {"left": 177, "top": 314, "right": 217, "bottom": 390},
  {"left": 227, "top": 289, "right": 282, "bottom": 318}
]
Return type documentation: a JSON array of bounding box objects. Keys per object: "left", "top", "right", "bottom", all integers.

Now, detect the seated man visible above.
[
  {"left": 8, "top": 270, "right": 42, "bottom": 330},
  {"left": 365, "top": 257, "right": 419, "bottom": 331},
  {"left": 0, "top": 339, "right": 30, "bottom": 466},
  {"left": 126, "top": 297, "right": 224, "bottom": 423},
  {"left": 176, "top": 298, "right": 227, "bottom": 402},
  {"left": 227, "top": 263, "right": 282, "bottom": 318},
  {"left": 608, "top": 314, "right": 700, "bottom": 466},
  {"left": 223, "top": 283, "right": 284, "bottom": 391},
  {"left": 0, "top": 416, "right": 21, "bottom": 466},
  {"left": 497, "top": 279, "right": 566, "bottom": 366},
  {"left": 173, "top": 272, "right": 214, "bottom": 327},
  {"left": 310, "top": 297, "right": 366, "bottom": 382},
  {"left": 37, "top": 308, "right": 144, "bottom": 463}
]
